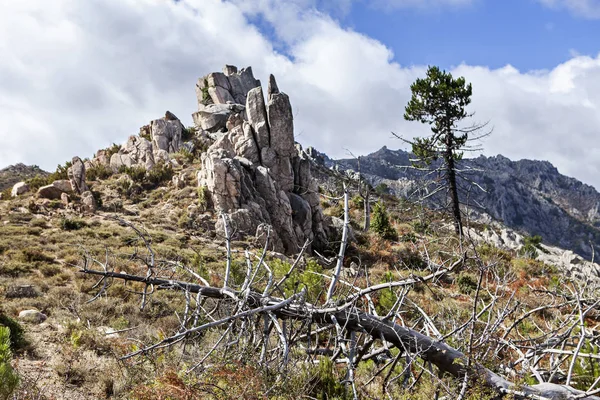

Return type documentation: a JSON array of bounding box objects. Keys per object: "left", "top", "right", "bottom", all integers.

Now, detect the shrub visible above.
[
  {"left": 351, "top": 195, "right": 364, "bottom": 209},
  {"left": 25, "top": 174, "right": 51, "bottom": 191},
  {"left": 457, "top": 273, "right": 478, "bottom": 295},
  {"left": 182, "top": 126, "right": 198, "bottom": 142},
  {"left": 370, "top": 202, "right": 397, "bottom": 240},
  {"left": 146, "top": 162, "right": 174, "bottom": 187},
  {"left": 375, "top": 183, "right": 389, "bottom": 195},
  {"left": 0, "top": 327, "right": 19, "bottom": 400},
  {"left": 60, "top": 218, "right": 88, "bottom": 231},
  {"left": 519, "top": 235, "right": 545, "bottom": 258},
  {"left": 86, "top": 163, "right": 112, "bottom": 181},
  {"left": 0, "top": 313, "right": 27, "bottom": 353}
]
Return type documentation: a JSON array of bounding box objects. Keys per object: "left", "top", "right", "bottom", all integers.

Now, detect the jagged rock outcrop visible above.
[
  {"left": 67, "top": 157, "right": 89, "bottom": 194},
  {"left": 110, "top": 112, "right": 185, "bottom": 172},
  {"left": 11, "top": 182, "right": 29, "bottom": 197},
  {"left": 196, "top": 66, "right": 261, "bottom": 107},
  {"left": 197, "top": 66, "right": 327, "bottom": 254}
]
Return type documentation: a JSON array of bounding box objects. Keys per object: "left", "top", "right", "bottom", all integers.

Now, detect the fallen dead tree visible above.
[{"left": 79, "top": 214, "right": 600, "bottom": 399}]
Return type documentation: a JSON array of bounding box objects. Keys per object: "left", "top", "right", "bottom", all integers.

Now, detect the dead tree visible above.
[{"left": 80, "top": 214, "right": 600, "bottom": 399}]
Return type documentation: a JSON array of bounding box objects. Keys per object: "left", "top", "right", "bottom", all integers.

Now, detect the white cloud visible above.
[
  {"left": 1, "top": 0, "right": 600, "bottom": 190},
  {"left": 538, "top": 0, "right": 600, "bottom": 18}
]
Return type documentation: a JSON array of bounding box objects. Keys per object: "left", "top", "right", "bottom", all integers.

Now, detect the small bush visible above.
[
  {"left": 25, "top": 174, "right": 51, "bottom": 191},
  {"left": 370, "top": 202, "right": 397, "bottom": 241},
  {"left": 519, "top": 235, "right": 545, "bottom": 258},
  {"left": 0, "top": 313, "right": 27, "bottom": 353},
  {"left": 0, "top": 327, "right": 19, "bottom": 400},
  {"left": 457, "top": 273, "right": 478, "bottom": 295},
  {"left": 60, "top": 218, "right": 88, "bottom": 231},
  {"left": 86, "top": 163, "right": 112, "bottom": 181}
]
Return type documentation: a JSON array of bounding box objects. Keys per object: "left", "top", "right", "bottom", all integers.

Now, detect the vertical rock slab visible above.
[
  {"left": 68, "top": 157, "right": 89, "bottom": 194},
  {"left": 246, "top": 86, "right": 270, "bottom": 150}
]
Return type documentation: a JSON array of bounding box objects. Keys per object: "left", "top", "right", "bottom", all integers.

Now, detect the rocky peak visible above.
[{"left": 196, "top": 66, "right": 327, "bottom": 254}]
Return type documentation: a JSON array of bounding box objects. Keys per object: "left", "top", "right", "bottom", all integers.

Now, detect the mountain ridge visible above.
[{"left": 330, "top": 146, "right": 600, "bottom": 259}]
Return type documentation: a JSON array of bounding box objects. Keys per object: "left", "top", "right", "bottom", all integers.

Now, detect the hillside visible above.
[
  {"left": 0, "top": 164, "right": 48, "bottom": 192},
  {"left": 1, "top": 66, "right": 600, "bottom": 400},
  {"left": 334, "top": 146, "right": 600, "bottom": 260}
]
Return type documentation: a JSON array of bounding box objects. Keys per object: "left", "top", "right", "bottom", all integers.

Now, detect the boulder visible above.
[
  {"left": 196, "top": 66, "right": 260, "bottom": 107},
  {"left": 151, "top": 117, "right": 183, "bottom": 153},
  {"left": 192, "top": 103, "right": 245, "bottom": 133},
  {"left": 67, "top": 156, "right": 89, "bottom": 194},
  {"left": 110, "top": 153, "right": 134, "bottom": 172},
  {"left": 11, "top": 182, "right": 29, "bottom": 197},
  {"left": 123, "top": 135, "right": 155, "bottom": 170},
  {"left": 38, "top": 183, "right": 66, "bottom": 199},
  {"left": 61, "top": 192, "right": 70, "bottom": 206},
  {"left": 81, "top": 191, "right": 97, "bottom": 214},
  {"left": 18, "top": 309, "right": 47, "bottom": 324},
  {"left": 52, "top": 180, "right": 73, "bottom": 193}
]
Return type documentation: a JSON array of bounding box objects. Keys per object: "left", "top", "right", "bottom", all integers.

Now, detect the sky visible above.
[{"left": 2, "top": 0, "right": 600, "bottom": 189}]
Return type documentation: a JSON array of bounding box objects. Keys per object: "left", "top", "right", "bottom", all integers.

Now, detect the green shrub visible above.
[
  {"left": 370, "top": 202, "right": 397, "bottom": 240},
  {"left": 375, "top": 183, "right": 389, "bottom": 195},
  {"left": 60, "top": 218, "right": 88, "bottom": 231},
  {"left": 457, "top": 273, "right": 478, "bottom": 295},
  {"left": 182, "top": 126, "right": 198, "bottom": 142},
  {"left": 25, "top": 174, "right": 51, "bottom": 191},
  {"left": 146, "top": 162, "right": 174, "bottom": 187},
  {"left": 121, "top": 165, "right": 147, "bottom": 184},
  {"left": 86, "top": 164, "right": 112, "bottom": 181},
  {"left": 0, "top": 327, "right": 19, "bottom": 400},
  {"left": 0, "top": 314, "right": 27, "bottom": 353},
  {"left": 350, "top": 195, "right": 364, "bottom": 209},
  {"left": 519, "top": 235, "right": 545, "bottom": 258}
]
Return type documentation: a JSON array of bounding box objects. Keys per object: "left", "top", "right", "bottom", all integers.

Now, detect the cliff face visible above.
[{"left": 333, "top": 147, "right": 600, "bottom": 259}]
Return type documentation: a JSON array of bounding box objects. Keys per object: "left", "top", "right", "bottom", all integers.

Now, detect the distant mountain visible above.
[
  {"left": 332, "top": 147, "right": 600, "bottom": 259},
  {"left": 0, "top": 163, "right": 48, "bottom": 191}
]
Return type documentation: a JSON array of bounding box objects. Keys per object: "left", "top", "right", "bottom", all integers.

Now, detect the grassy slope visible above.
[{"left": 0, "top": 155, "right": 591, "bottom": 399}]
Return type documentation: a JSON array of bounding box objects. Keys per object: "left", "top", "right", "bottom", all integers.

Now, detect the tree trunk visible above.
[
  {"left": 445, "top": 136, "right": 462, "bottom": 236},
  {"left": 363, "top": 188, "right": 370, "bottom": 232}
]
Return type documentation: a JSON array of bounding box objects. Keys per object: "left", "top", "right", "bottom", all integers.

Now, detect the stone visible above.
[
  {"left": 165, "top": 110, "right": 179, "bottom": 121},
  {"left": 151, "top": 117, "right": 183, "bottom": 153},
  {"left": 52, "top": 180, "right": 73, "bottom": 193},
  {"left": 38, "top": 184, "right": 64, "bottom": 200},
  {"left": 110, "top": 153, "right": 134, "bottom": 172},
  {"left": 123, "top": 135, "right": 155, "bottom": 170},
  {"left": 81, "top": 191, "right": 97, "bottom": 214},
  {"left": 246, "top": 87, "right": 270, "bottom": 149},
  {"left": 18, "top": 309, "right": 47, "bottom": 324},
  {"left": 11, "top": 182, "right": 29, "bottom": 197},
  {"left": 192, "top": 103, "right": 245, "bottom": 133},
  {"left": 61, "top": 192, "right": 70, "bottom": 206},
  {"left": 67, "top": 156, "right": 89, "bottom": 194}
]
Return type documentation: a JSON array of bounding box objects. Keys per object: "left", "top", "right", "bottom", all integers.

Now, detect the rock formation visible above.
[
  {"left": 110, "top": 111, "right": 184, "bottom": 172},
  {"left": 11, "top": 182, "right": 29, "bottom": 197},
  {"left": 67, "top": 157, "right": 89, "bottom": 194},
  {"left": 196, "top": 66, "right": 327, "bottom": 254}
]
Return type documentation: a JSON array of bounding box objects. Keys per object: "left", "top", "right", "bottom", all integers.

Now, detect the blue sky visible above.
[
  {"left": 251, "top": 0, "right": 599, "bottom": 71},
  {"left": 3, "top": 0, "right": 600, "bottom": 189}
]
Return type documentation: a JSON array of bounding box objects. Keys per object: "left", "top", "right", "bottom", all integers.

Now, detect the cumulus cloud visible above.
[
  {"left": 1, "top": 0, "right": 600, "bottom": 190},
  {"left": 538, "top": 0, "right": 600, "bottom": 18}
]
